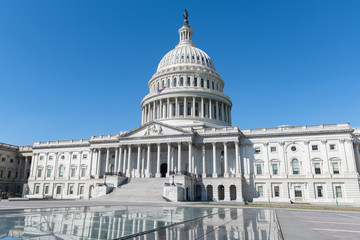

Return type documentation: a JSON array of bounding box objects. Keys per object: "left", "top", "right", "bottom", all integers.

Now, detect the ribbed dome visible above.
[{"left": 157, "top": 45, "right": 215, "bottom": 72}]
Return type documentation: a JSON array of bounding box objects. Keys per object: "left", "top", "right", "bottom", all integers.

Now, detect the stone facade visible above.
[{"left": 3, "top": 12, "right": 360, "bottom": 204}]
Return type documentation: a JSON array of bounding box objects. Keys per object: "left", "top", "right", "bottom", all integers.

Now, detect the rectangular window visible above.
[
  {"left": 317, "top": 186, "right": 323, "bottom": 198},
  {"left": 335, "top": 186, "right": 342, "bottom": 198},
  {"left": 314, "top": 163, "right": 321, "bottom": 174},
  {"left": 270, "top": 146, "right": 277, "bottom": 152},
  {"left": 44, "top": 185, "right": 49, "bottom": 194},
  {"left": 274, "top": 186, "right": 280, "bottom": 197},
  {"left": 332, "top": 162, "right": 339, "bottom": 174},
  {"left": 1, "top": 158, "right": 5, "bottom": 162},
  {"left": 212, "top": 81, "right": 215, "bottom": 89},
  {"left": 312, "top": 145, "right": 319, "bottom": 151},
  {"left": 7, "top": 171, "right": 11, "bottom": 178},
  {"left": 187, "top": 77, "right": 190, "bottom": 86},
  {"left": 47, "top": 168, "right": 51, "bottom": 177},
  {"left": 0, "top": 170, "right": 3, "bottom": 178},
  {"left": 83, "top": 154, "right": 87, "bottom": 159},
  {"left": 254, "top": 147, "right": 261, "bottom": 154},
  {"left": 256, "top": 164, "right": 262, "bottom": 175},
  {"left": 40, "top": 156, "right": 44, "bottom": 160},
  {"left": 79, "top": 185, "right": 84, "bottom": 195},
  {"left": 180, "top": 77, "right": 183, "bottom": 86},
  {"left": 37, "top": 169, "right": 42, "bottom": 178},
  {"left": 10, "top": 159, "right": 13, "bottom": 163},
  {"left": 81, "top": 167, "right": 86, "bottom": 177},
  {"left": 167, "top": 79, "right": 170, "bottom": 87},
  {"left": 180, "top": 103, "right": 184, "bottom": 116},
  {"left": 162, "top": 80, "right": 165, "bottom": 87},
  {"left": 258, "top": 186, "right": 263, "bottom": 197},
  {"left": 69, "top": 185, "right": 74, "bottom": 195},
  {"left": 71, "top": 168, "right": 76, "bottom": 177},
  {"left": 56, "top": 186, "right": 61, "bottom": 194},
  {"left": 73, "top": 155, "right": 77, "bottom": 159},
  {"left": 294, "top": 186, "right": 302, "bottom": 197},
  {"left": 206, "top": 80, "right": 210, "bottom": 88},
  {"left": 173, "top": 78, "right": 177, "bottom": 87},
  {"left": 201, "top": 79, "right": 204, "bottom": 87},
  {"left": 194, "top": 77, "right": 197, "bottom": 86},
  {"left": 35, "top": 185, "right": 40, "bottom": 194},
  {"left": 272, "top": 164, "right": 278, "bottom": 175},
  {"left": 49, "top": 156, "right": 53, "bottom": 160},
  {"left": 330, "top": 144, "right": 336, "bottom": 150}
]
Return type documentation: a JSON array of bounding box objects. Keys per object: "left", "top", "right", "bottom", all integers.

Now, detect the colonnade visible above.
[
  {"left": 141, "top": 97, "right": 231, "bottom": 124},
  {"left": 90, "top": 141, "right": 242, "bottom": 179}
]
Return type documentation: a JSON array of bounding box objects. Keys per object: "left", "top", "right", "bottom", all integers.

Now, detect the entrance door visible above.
[
  {"left": 195, "top": 185, "right": 202, "bottom": 201},
  {"left": 218, "top": 185, "right": 225, "bottom": 200},
  {"left": 160, "top": 163, "right": 167, "bottom": 177},
  {"left": 207, "top": 185, "right": 213, "bottom": 201},
  {"left": 230, "top": 185, "right": 237, "bottom": 200}
]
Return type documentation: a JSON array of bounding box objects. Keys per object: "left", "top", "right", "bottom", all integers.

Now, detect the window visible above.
[
  {"left": 187, "top": 77, "right": 190, "bottom": 86},
  {"left": 49, "top": 156, "right": 53, "bottom": 160},
  {"left": 173, "top": 78, "right": 177, "bottom": 87},
  {"left": 256, "top": 164, "right": 262, "bottom": 175},
  {"left": 59, "top": 165, "right": 64, "bottom": 177},
  {"left": 206, "top": 80, "right": 210, "bottom": 88},
  {"left": 69, "top": 185, "right": 74, "bottom": 195},
  {"left": 195, "top": 103, "right": 199, "bottom": 116},
  {"left": 44, "top": 185, "right": 49, "bottom": 194},
  {"left": 212, "top": 81, "right": 214, "bottom": 89},
  {"left": 37, "top": 168, "right": 41, "bottom": 178},
  {"left": 162, "top": 80, "right": 165, "bottom": 87},
  {"left": 81, "top": 167, "right": 86, "bottom": 177},
  {"left": 314, "top": 163, "right": 321, "bottom": 174},
  {"left": 10, "top": 159, "right": 13, "bottom": 163},
  {"left": 40, "top": 156, "right": 44, "bottom": 160},
  {"left": 330, "top": 144, "right": 336, "bottom": 150},
  {"left": 61, "top": 155, "right": 65, "bottom": 160},
  {"left": 312, "top": 145, "right": 319, "bottom": 151},
  {"left": 254, "top": 147, "right": 261, "bottom": 154},
  {"left": 0, "top": 170, "right": 3, "bottom": 178},
  {"left": 335, "top": 186, "right": 342, "bottom": 198},
  {"left": 79, "top": 185, "right": 84, "bottom": 195},
  {"left": 167, "top": 79, "right": 170, "bottom": 87},
  {"left": 272, "top": 164, "right": 278, "bottom": 175},
  {"left": 71, "top": 167, "right": 76, "bottom": 177},
  {"left": 112, "top": 154, "right": 115, "bottom": 159},
  {"left": 73, "top": 155, "right": 77, "bottom": 159},
  {"left": 180, "top": 77, "right": 183, "bottom": 86},
  {"left": 7, "top": 171, "right": 11, "bottom": 178},
  {"left": 187, "top": 102, "right": 191, "bottom": 115},
  {"left": 180, "top": 103, "right": 184, "bottom": 116},
  {"left": 274, "top": 186, "right": 280, "bottom": 197},
  {"left": 294, "top": 186, "right": 302, "bottom": 197},
  {"left": 201, "top": 79, "right": 204, "bottom": 87},
  {"left": 317, "top": 186, "right": 323, "bottom": 198},
  {"left": 292, "top": 159, "right": 300, "bottom": 175},
  {"left": 35, "top": 184, "right": 40, "bottom": 194},
  {"left": 270, "top": 146, "right": 277, "bottom": 152},
  {"left": 56, "top": 186, "right": 61, "bottom": 194},
  {"left": 83, "top": 154, "right": 87, "bottom": 159},
  {"left": 258, "top": 186, "right": 264, "bottom": 197},
  {"left": 194, "top": 77, "right": 197, "bottom": 86},
  {"left": 291, "top": 146, "right": 297, "bottom": 152},
  {"left": 332, "top": 162, "right": 339, "bottom": 174},
  {"left": 47, "top": 168, "right": 51, "bottom": 177}
]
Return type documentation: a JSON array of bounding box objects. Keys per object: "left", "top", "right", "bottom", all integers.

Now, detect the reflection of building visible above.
[
  {"left": 3, "top": 206, "right": 282, "bottom": 239},
  {"left": 0, "top": 143, "right": 31, "bottom": 197},
  {"left": 3, "top": 10, "right": 360, "bottom": 203}
]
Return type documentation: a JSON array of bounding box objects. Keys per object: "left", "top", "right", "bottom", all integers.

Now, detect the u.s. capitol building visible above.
[{"left": 3, "top": 11, "right": 360, "bottom": 204}]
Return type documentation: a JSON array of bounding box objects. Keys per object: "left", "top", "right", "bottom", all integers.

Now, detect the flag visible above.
[{"left": 157, "top": 87, "right": 166, "bottom": 95}]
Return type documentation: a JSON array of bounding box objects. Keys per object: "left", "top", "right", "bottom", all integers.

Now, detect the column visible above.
[
  {"left": 321, "top": 140, "right": 331, "bottom": 177},
  {"left": 78, "top": 151, "right": 82, "bottom": 179},
  {"left": 169, "top": 100, "right": 173, "bottom": 118},
  {"left": 192, "top": 97, "right": 195, "bottom": 117},
  {"left": 188, "top": 142, "right": 192, "bottom": 173},
  {"left": 209, "top": 99, "right": 212, "bottom": 119},
  {"left": 141, "top": 107, "right": 144, "bottom": 124},
  {"left": 354, "top": 143, "right": 360, "bottom": 173},
  {"left": 105, "top": 148, "right": 110, "bottom": 174},
  {"left": 127, "top": 146, "right": 132, "bottom": 177},
  {"left": 114, "top": 147, "right": 119, "bottom": 174},
  {"left": 178, "top": 143, "right": 182, "bottom": 172},
  {"left": 43, "top": 153, "right": 49, "bottom": 180},
  {"left": 224, "top": 142, "right": 229, "bottom": 178},
  {"left": 303, "top": 141, "right": 313, "bottom": 177},
  {"left": 23, "top": 156, "right": 29, "bottom": 180},
  {"left": 141, "top": 147, "right": 145, "bottom": 177},
  {"left": 235, "top": 142, "right": 242, "bottom": 177},
  {"left": 167, "top": 143, "right": 171, "bottom": 177},
  {"left": 171, "top": 145, "right": 174, "bottom": 172},
  {"left": 68, "top": 152, "right": 72, "bottom": 180},
  {"left": 279, "top": 142, "right": 287, "bottom": 177},
  {"left": 221, "top": 103, "right": 225, "bottom": 121},
  {"left": 156, "top": 143, "right": 161, "bottom": 177},
  {"left": 30, "top": 154, "right": 38, "bottom": 178},
  {"left": 159, "top": 99, "right": 163, "bottom": 119},
  {"left": 263, "top": 143, "right": 270, "bottom": 177},
  {"left": 225, "top": 104, "right": 228, "bottom": 123},
  {"left": 184, "top": 97, "right": 187, "bottom": 117},
  {"left": 136, "top": 145, "right": 141, "bottom": 177},
  {"left": 118, "top": 146, "right": 123, "bottom": 174},
  {"left": 167, "top": 98, "right": 170, "bottom": 118},
  {"left": 202, "top": 144, "right": 206, "bottom": 178},
  {"left": 53, "top": 153, "right": 58, "bottom": 180},
  {"left": 97, "top": 149, "right": 102, "bottom": 178},
  {"left": 176, "top": 97, "right": 179, "bottom": 117},
  {"left": 216, "top": 101, "right": 219, "bottom": 120},
  {"left": 153, "top": 101, "right": 156, "bottom": 120},
  {"left": 17, "top": 157, "right": 22, "bottom": 180},
  {"left": 122, "top": 147, "right": 127, "bottom": 175},
  {"left": 146, "top": 144, "right": 151, "bottom": 177},
  {"left": 89, "top": 149, "right": 94, "bottom": 177},
  {"left": 212, "top": 143, "right": 217, "bottom": 178},
  {"left": 201, "top": 98, "right": 204, "bottom": 118}
]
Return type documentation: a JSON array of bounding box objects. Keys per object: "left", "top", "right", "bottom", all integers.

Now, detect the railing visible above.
[
  {"left": 34, "top": 139, "right": 89, "bottom": 146},
  {"left": 91, "top": 134, "right": 119, "bottom": 140},
  {"left": 105, "top": 172, "right": 126, "bottom": 177}
]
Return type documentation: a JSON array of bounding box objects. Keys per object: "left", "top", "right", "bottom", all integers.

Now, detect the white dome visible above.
[{"left": 157, "top": 44, "right": 215, "bottom": 72}]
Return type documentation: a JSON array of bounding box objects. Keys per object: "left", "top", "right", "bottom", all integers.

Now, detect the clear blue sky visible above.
[{"left": 1, "top": 0, "right": 360, "bottom": 146}]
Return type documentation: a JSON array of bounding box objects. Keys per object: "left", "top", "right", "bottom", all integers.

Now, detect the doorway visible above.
[
  {"left": 160, "top": 163, "right": 167, "bottom": 177},
  {"left": 206, "top": 185, "right": 213, "bottom": 201},
  {"left": 218, "top": 185, "right": 225, "bottom": 200}
]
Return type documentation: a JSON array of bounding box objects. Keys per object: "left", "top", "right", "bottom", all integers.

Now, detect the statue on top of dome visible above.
[{"left": 183, "top": 9, "right": 189, "bottom": 26}]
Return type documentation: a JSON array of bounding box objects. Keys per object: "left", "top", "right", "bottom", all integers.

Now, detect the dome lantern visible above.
[{"left": 178, "top": 9, "right": 194, "bottom": 46}]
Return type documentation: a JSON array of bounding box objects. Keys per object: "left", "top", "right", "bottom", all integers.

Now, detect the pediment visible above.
[{"left": 119, "top": 122, "right": 192, "bottom": 138}]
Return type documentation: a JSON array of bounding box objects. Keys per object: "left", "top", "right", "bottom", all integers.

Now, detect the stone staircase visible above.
[{"left": 93, "top": 178, "right": 169, "bottom": 202}]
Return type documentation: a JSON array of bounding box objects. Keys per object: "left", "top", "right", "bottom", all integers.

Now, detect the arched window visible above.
[
  {"left": 167, "top": 79, "right": 170, "bottom": 88},
  {"left": 292, "top": 159, "right": 300, "bottom": 175},
  {"left": 173, "top": 78, "right": 177, "bottom": 87},
  {"left": 201, "top": 79, "right": 204, "bottom": 88},
  {"left": 180, "top": 103, "right": 184, "bottom": 116},
  {"left": 59, "top": 165, "right": 64, "bottom": 177},
  {"left": 180, "top": 77, "right": 183, "bottom": 86},
  {"left": 187, "top": 77, "right": 190, "bottom": 86},
  {"left": 187, "top": 102, "right": 191, "bottom": 116}
]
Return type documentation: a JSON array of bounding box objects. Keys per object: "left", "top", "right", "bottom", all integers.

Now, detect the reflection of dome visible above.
[{"left": 157, "top": 44, "right": 215, "bottom": 72}]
